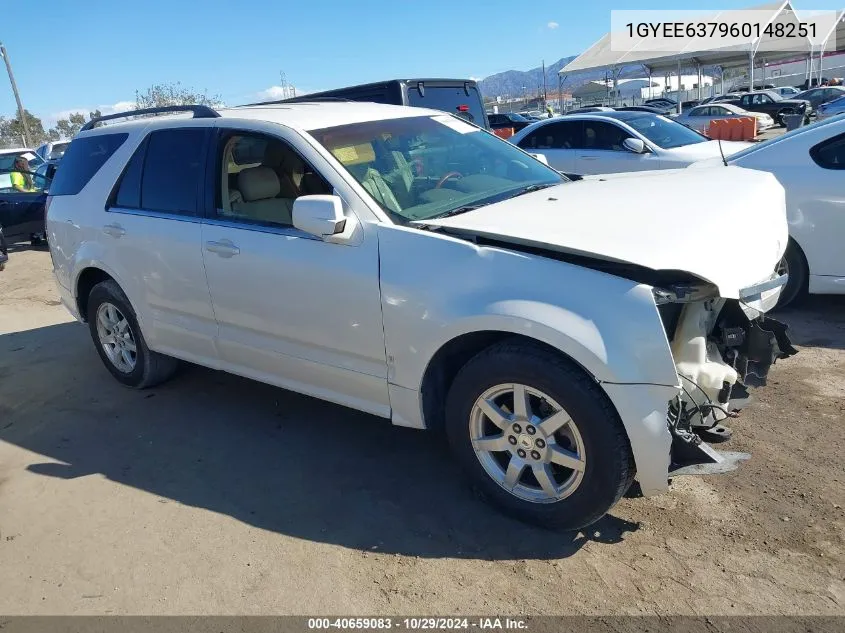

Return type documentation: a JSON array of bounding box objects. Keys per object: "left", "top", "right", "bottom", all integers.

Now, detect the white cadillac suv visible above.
[{"left": 47, "top": 103, "right": 795, "bottom": 530}]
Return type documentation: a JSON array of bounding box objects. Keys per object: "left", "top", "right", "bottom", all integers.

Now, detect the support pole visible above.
[
  {"left": 697, "top": 64, "right": 702, "bottom": 100},
  {"left": 0, "top": 42, "right": 31, "bottom": 147},
  {"left": 748, "top": 49, "right": 755, "bottom": 93},
  {"left": 677, "top": 58, "right": 682, "bottom": 114},
  {"left": 647, "top": 69, "right": 652, "bottom": 100}
]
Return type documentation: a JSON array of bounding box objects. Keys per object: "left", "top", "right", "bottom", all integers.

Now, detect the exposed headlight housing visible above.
[{"left": 652, "top": 282, "right": 720, "bottom": 305}]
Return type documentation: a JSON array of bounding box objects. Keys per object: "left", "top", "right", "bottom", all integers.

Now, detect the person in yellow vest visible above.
[{"left": 10, "top": 156, "right": 36, "bottom": 192}]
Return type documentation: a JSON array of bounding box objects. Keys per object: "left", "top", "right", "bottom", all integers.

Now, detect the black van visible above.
[{"left": 249, "top": 78, "right": 490, "bottom": 129}]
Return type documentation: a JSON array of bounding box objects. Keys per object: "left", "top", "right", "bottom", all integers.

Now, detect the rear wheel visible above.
[
  {"left": 87, "top": 280, "right": 179, "bottom": 388},
  {"left": 445, "top": 339, "right": 635, "bottom": 530}
]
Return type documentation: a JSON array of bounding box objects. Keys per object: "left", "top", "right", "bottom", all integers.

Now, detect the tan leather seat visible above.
[{"left": 231, "top": 166, "right": 293, "bottom": 225}]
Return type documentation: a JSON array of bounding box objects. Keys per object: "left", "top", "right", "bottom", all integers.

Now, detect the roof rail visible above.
[
  {"left": 242, "top": 96, "right": 353, "bottom": 107},
  {"left": 81, "top": 105, "right": 221, "bottom": 131}
]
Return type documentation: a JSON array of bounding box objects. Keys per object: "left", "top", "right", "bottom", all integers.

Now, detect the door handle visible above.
[
  {"left": 102, "top": 223, "right": 125, "bottom": 238},
  {"left": 205, "top": 239, "right": 240, "bottom": 258}
]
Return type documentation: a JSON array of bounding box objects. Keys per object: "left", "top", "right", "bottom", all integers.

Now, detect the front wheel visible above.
[
  {"left": 775, "top": 240, "right": 808, "bottom": 308},
  {"left": 445, "top": 339, "right": 635, "bottom": 531}
]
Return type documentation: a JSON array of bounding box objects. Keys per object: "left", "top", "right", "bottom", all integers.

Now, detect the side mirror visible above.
[
  {"left": 292, "top": 195, "right": 347, "bottom": 239},
  {"left": 528, "top": 153, "right": 549, "bottom": 165},
  {"left": 623, "top": 138, "right": 647, "bottom": 154}
]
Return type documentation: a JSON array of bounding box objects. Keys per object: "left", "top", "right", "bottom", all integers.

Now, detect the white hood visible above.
[
  {"left": 661, "top": 140, "right": 752, "bottom": 163},
  {"left": 419, "top": 166, "right": 787, "bottom": 299}
]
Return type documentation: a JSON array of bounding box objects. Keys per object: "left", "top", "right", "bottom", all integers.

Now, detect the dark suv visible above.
[
  {"left": 724, "top": 91, "right": 811, "bottom": 125},
  {"left": 249, "top": 78, "right": 490, "bottom": 129}
]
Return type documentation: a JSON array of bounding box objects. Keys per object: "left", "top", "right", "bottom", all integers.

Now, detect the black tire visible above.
[
  {"left": 776, "top": 240, "right": 808, "bottom": 308},
  {"left": 444, "top": 338, "right": 635, "bottom": 531},
  {"left": 87, "top": 280, "right": 179, "bottom": 388}
]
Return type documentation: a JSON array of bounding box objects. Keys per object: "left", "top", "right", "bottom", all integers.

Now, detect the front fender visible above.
[{"left": 378, "top": 225, "right": 680, "bottom": 393}]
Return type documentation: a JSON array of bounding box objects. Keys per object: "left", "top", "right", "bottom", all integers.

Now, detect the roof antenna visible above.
[{"left": 718, "top": 137, "right": 728, "bottom": 166}]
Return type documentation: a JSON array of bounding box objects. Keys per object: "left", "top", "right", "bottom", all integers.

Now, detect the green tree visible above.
[
  {"left": 0, "top": 110, "right": 50, "bottom": 148},
  {"left": 47, "top": 109, "right": 102, "bottom": 140},
  {"left": 135, "top": 82, "right": 222, "bottom": 108}
]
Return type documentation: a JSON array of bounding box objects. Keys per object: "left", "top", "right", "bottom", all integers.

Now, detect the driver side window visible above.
[{"left": 216, "top": 132, "right": 332, "bottom": 228}]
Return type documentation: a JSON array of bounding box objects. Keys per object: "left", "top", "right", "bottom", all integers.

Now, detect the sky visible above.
[{"left": 1, "top": 0, "right": 843, "bottom": 126}]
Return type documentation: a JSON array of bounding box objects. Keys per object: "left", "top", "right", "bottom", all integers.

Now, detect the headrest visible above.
[{"left": 238, "top": 166, "right": 280, "bottom": 202}]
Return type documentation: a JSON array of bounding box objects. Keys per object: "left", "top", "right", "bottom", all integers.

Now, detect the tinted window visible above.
[
  {"left": 518, "top": 122, "right": 581, "bottom": 150},
  {"left": 48, "top": 134, "right": 127, "bottom": 196},
  {"left": 113, "top": 138, "right": 147, "bottom": 209},
  {"left": 688, "top": 107, "right": 707, "bottom": 116},
  {"left": 141, "top": 129, "right": 206, "bottom": 215},
  {"left": 810, "top": 133, "right": 845, "bottom": 170},
  {"left": 582, "top": 121, "right": 629, "bottom": 151},
  {"left": 406, "top": 85, "right": 487, "bottom": 128}
]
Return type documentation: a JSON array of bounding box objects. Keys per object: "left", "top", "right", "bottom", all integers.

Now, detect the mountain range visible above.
[{"left": 478, "top": 56, "right": 649, "bottom": 98}]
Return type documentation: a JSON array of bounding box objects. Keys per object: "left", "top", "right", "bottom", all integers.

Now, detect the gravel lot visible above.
[{"left": 0, "top": 247, "right": 843, "bottom": 615}]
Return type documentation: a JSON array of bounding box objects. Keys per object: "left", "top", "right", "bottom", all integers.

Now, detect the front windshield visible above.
[
  {"left": 624, "top": 115, "right": 707, "bottom": 149},
  {"left": 310, "top": 115, "right": 564, "bottom": 222}
]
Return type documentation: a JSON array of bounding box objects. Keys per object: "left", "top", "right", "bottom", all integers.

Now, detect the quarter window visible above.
[
  {"left": 810, "top": 133, "right": 845, "bottom": 170},
  {"left": 49, "top": 133, "right": 128, "bottom": 196}
]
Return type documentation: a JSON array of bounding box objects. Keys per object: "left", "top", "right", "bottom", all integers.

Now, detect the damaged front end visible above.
[{"left": 654, "top": 274, "right": 798, "bottom": 477}]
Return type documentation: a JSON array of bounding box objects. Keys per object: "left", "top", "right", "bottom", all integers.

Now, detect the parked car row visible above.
[
  {"left": 509, "top": 111, "right": 751, "bottom": 176},
  {"left": 44, "top": 102, "right": 798, "bottom": 531}
]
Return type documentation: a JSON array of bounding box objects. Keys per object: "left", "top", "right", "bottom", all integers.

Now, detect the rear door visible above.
[
  {"left": 515, "top": 121, "right": 580, "bottom": 174},
  {"left": 103, "top": 125, "right": 219, "bottom": 366},
  {"left": 805, "top": 132, "right": 845, "bottom": 278}
]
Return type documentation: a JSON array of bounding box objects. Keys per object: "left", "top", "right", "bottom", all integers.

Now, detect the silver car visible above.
[{"left": 675, "top": 103, "right": 775, "bottom": 134}]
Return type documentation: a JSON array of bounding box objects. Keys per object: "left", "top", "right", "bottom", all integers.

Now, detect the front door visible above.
[
  {"left": 200, "top": 125, "right": 389, "bottom": 416},
  {"left": 575, "top": 121, "right": 657, "bottom": 175}
]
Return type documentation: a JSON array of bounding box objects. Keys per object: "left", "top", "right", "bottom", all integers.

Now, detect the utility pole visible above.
[
  {"left": 542, "top": 60, "right": 547, "bottom": 106},
  {"left": 0, "top": 42, "right": 31, "bottom": 147}
]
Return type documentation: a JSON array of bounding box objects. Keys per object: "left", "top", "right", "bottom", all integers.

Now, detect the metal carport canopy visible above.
[{"left": 560, "top": 1, "right": 812, "bottom": 75}]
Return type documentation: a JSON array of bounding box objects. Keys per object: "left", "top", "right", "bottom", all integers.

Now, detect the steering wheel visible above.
[{"left": 436, "top": 171, "right": 463, "bottom": 189}]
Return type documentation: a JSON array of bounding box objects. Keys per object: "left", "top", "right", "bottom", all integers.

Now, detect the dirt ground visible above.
[{"left": 0, "top": 247, "right": 842, "bottom": 616}]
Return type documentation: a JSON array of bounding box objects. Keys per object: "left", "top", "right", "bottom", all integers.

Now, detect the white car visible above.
[
  {"left": 35, "top": 139, "right": 71, "bottom": 162},
  {"left": 47, "top": 103, "right": 794, "bottom": 530},
  {"left": 692, "top": 116, "right": 845, "bottom": 306},
  {"left": 674, "top": 103, "right": 774, "bottom": 134},
  {"left": 510, "top": 112, "right": 751, "bottom": 176},
  {"left": 0, "top": 147, "right": 44, "bottom": 172}
]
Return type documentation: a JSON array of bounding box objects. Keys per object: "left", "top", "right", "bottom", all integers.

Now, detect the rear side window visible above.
[
  {"left": 406, "top": 85, "right": 487, "bottom": 128},
  {"left": 518, "top": 121, "right": 582, "bottom": 150},
  {"left": 110, "top": 129, "right": 207, "bottom": 215},
  {"left": 48, "top": 133, "right": 128, "bottom": 196},
  {"left": 810, "top": 133, "right": 845, "bottom": 170},
  {"left": 142, "top": 129, "right": 206, "bottom": 215}
]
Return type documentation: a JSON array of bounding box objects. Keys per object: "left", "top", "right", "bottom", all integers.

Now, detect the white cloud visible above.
[
  {"left": 44, "top": 100, "right": 134, "bottom": 128},
  {"left": 255, "top": 85, "right": 310, "bottom": 101},
  {"left": 547, "top": 21, "right": 559, "bottom": 29}
]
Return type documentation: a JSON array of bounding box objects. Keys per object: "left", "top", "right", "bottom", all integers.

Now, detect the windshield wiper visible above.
[
  {"left": 434, "top": 205, "right": 482, "bottom": 219},
  {"left": 508, "top": 183, "right": 557, "bottom": 198}
]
